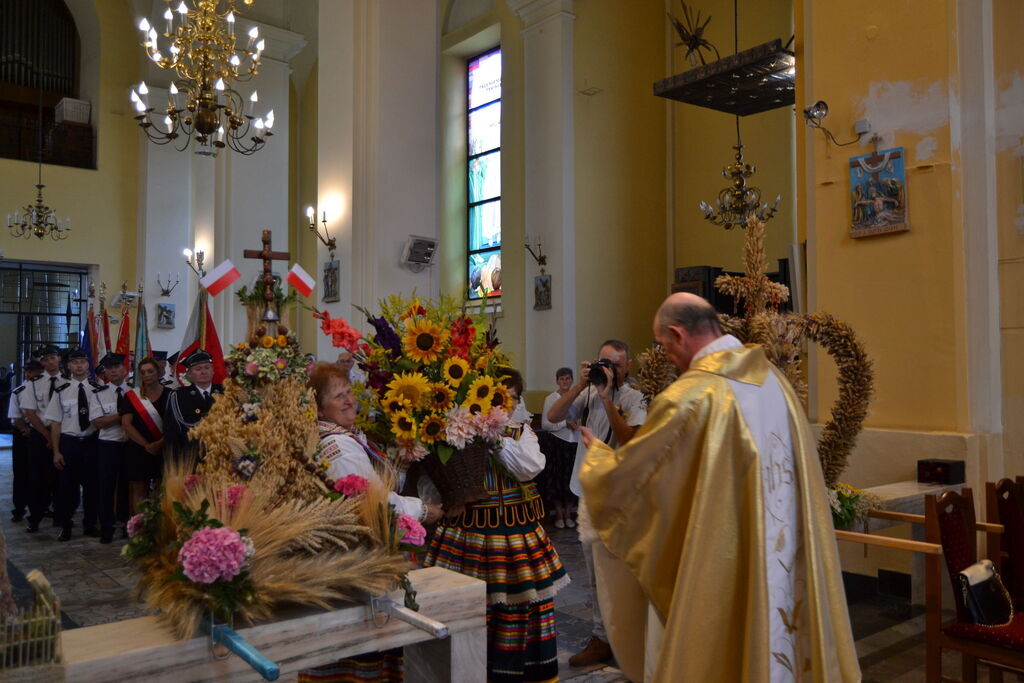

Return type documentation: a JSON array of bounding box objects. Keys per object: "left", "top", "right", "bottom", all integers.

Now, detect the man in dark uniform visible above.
[
  {"left": 46, "top": 347, "right": 101, "bottom": 541},
  {"left": 153, "top": 350, "right": 179, "bottom": 390},
  {"left": 88, "top": 352, "right": 131, "bottom": 544},
  {"left": 19, "top": 345, "right": 64, "bottom": 532},
  {"left": 163, "top": 351, "right": 222, "bottom": 465},
  {"left": 7, "top": 360, "right": 43, "bottom": 522}
]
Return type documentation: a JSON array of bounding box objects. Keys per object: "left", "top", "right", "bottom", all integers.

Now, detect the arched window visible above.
[{"left": 0, "top": 0, "right": 89, "bottom": 168}]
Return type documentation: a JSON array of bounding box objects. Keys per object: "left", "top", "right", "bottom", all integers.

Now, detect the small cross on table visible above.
[{"left": 243, "top": 229, "right": 290, "bottom": 322}]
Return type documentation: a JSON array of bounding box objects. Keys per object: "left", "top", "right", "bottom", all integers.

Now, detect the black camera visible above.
[{"left": 588, "top": 358, "right": 616, "bottom": 387}]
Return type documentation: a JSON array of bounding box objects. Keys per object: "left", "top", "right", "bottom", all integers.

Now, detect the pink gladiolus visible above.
[
  {"left": 333, "top": 474, "right": 370, "bottom": 497},
  {"left": 397, "top": 514, "right": 427, "bottom": 546},
  {"left": 177, "top": 526, "right": 248, "bottom": 584},
  {"left": 127, "top": 513, "right": 144, "bottom": 538}
]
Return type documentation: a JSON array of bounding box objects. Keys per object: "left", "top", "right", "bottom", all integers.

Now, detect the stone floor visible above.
[{"left": 0, "top": 432, "right": 1002, "bottom": 681}]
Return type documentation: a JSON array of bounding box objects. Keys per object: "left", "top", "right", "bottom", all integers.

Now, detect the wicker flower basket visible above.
[{"left": 421, "top": 442, "right": 493, "bottom": 507}]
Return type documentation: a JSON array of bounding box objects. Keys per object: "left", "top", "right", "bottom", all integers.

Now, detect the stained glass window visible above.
[{"left": 467, "top": 47, "right": 501, "bottom": 300}]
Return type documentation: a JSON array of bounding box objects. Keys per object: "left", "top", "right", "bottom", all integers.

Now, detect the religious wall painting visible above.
[
  {"left": 849, "top": 146, "right": 909, "bottom": 238},
  {"left": 533, "top": 274, "right": 551, "bottom": 310},
  {"left": 155, "top": 303, "right": 175, "bottom": 329},
  {"left": 322, "top": 260, "right": 340, "bottom": 303}
]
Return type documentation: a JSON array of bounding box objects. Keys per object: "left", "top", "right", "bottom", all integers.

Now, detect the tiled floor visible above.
[{"left": 0, "top": 432, "right": 994, "bottom": 681}]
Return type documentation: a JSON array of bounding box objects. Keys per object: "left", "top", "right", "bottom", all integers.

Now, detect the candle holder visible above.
[{"left": 156, "top": 271, "right": 181, "bottom": 297}]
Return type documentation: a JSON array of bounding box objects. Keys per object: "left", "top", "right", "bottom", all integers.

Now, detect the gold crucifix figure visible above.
[{"left": 243, "top": 229, "right": 290, "bottom": 323}]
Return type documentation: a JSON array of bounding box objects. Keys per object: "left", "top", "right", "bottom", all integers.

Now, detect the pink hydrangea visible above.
[
  {"left": 127, "top": 513, "right": 144, "bottom": 538},
  {"left": 245, "top": 362, "right": 260, "bottom": 376},
  {"left": 396, "top": 439, "right": 428, "bottom": 463},
  {"left": 177, "top": 526, "right": 248, "bottom": 584},
  {"left": 397, "top": 514, "right": 426, "bottom": 546},
  {"left": 274, "top": 358, "right": 288, "bottom": 370},
  {"left": 218, "top": 484, "right": 249, "bottom": 512},
  {"left": 333, "top": 474, "right": 370, "bottom": 497},
  {"left": 444, "top": 407, "right": 475, "bottom": 449},
  {"left": 474, "top": 408, "right": 509, "bottom": 441},
  {"left": 183, "top": 474, "right": 201, "bottom": 494}
]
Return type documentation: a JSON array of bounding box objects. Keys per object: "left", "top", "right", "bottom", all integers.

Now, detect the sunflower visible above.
[
  {"left": 489, "top": 385, "right": 513, "bottom": 412},
  {"left": 402, "top": 318, "right": 449, "bottom": 364},
  {"left": 419, "top": 414, "right": 446, "bottom": 444},
  {"left": 390, "top": 410, "right": 418, "bottom": 440},
  {"left": 261, "top": 335, "right": 275, "bottom": 348},
  {"left": 443, "top": 357, "right": 471, "bottom": 387},
  {"left": 475, "top": 353, "right": 491, "bottom": 371},
  {"left": 382, "top": 391, "right": 413, "bottom": 415},
  {"left": 463, "top": 397, "right": 490, "bottom": 416},
  {"left": 386, "top": 372, "right": 432, "bottom": 408},
  {"left": 428, "top": 383, "right": 454, "bottom": 412},
  {"left": 467, "top": 375, "right": 496, "bottom": 403}
]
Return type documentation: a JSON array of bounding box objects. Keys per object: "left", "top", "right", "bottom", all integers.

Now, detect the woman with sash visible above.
[
  {"left": 119, "top": 357, "right": 168, "bottom": 514},
  {"left": 301, "top": 363, "right": 442, "bottom": 683}
]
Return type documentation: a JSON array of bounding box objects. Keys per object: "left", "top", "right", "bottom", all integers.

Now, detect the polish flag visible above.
[
  {"left": 200, "top": 259, "right": 242, "bottom": 297},
  {"left": 285, "top": 263, "right": 315, "bottom": 297}
]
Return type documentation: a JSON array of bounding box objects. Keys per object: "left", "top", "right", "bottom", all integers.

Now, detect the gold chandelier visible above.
[
  {"left": 131, "top": 0, "right": 274, "bottom": 156},
  {"left": 699, "top": 119, "right": 780, "bottom": 230}
]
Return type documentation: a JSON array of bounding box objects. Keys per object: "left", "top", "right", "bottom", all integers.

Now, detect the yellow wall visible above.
[
  {"left": 1, "top": 1, "right": 139, "bottom": 294},
  {"left": 801, "top": 0, "right": 966, "bottom": 433},
  {"left": 994, "top": 0, "right": 1024, "bottom": 469},
  {"left": 572, "top": 0, "right": 668, "bottom": 363},
  {"left": 671, "top": 0, "right": 795, "bottom": 275}
]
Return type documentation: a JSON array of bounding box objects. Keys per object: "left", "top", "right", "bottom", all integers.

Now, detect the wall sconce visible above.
[
  {"left": 524, "top": 233, "right": 547, "bottom": 274},
  {"left": 156, "top": 271, "right": 181, "bottom": 297},
  {"left": 183, "top": 247, "right": 206, "bottom": 277},
  {"left": 802, "top": 100, "right": 867, "bottom": 147},
  {"left": 306, "top": 206, "right": 336, "bottom": 258}
]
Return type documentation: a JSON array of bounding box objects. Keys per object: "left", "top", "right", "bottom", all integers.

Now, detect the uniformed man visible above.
[
  {"left": 89, "top": 352, "right": 131, "bottom": 544},
  {"left": 153, "top": 350, "right": 179, "bottom": 390},
  {"left": 7, "top": 360, "right": 43, "bottom": 522},
  {"left": 18, "top": 345, "right": 64, "bottom": 532},
  {"left": 163, "top": 351, "right": 222, "bottom": 464},
  {"left": 45, "top": 348, "right": 100, "bottom": 541}
]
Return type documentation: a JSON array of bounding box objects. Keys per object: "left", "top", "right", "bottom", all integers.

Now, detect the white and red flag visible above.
[
  {"left": 176, "top": 290, "right": 227, "bottom": 384},
  {"left": 285, "top": 263, "right": 316, "bottom": 297},
  {"left": 200, "top": 259, "right": 241, "bottom": 297}
]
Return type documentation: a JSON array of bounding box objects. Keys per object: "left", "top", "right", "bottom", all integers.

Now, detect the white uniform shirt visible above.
[
  {"left": 17, "top": 371, "right": 64, "bottom": 424},
  {"left": 43, "top": 377, "right": 98, "bottom": 438},
  {"left": 542, "top": 390, "right": 579, "bottom": 444},
  {"left": 569, "top": 382, "right": 647, "bottom": 496},
  {"left": 89, "top": 382, "right": 130, "bottom": 442},
  {"left": 7, "top": 382, "right": 30, "bottom": 421}
]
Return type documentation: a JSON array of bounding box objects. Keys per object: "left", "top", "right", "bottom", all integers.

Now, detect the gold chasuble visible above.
[{"left": 580, "top": 345, "right": 860, "bottom": 682}]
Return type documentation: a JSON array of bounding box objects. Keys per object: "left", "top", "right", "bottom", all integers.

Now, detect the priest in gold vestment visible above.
[{"left": 580, "top": 293, "right": 860, "bottom": 682}]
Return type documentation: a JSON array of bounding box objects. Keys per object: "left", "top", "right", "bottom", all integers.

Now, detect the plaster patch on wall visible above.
[
  {"left": 858, "top": 80, "right": 950, "bottom": 148},
  {"left": 997, "top": 73, "right": 1024, "bottom": 154},
  {"left": 915, "top": 136, "right": 938, "bottom": 162}
]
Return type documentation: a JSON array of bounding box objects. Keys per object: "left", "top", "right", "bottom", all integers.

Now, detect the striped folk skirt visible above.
[
  {"left": 424, "top": 512, "right": 569, "bottom": 682},
  {"left": 296, "top": 649, "right": 403, "bottom": 682}
]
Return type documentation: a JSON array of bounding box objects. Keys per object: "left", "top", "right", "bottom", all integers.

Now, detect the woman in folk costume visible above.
[
  {"left": 424, "top": 368, "right": 569, "bottom": 683},
  {"left": 119, "top": 357, "right": 168, "bottom": 514},
  {"left": 301, "top": 363, "right": 442, "bottom": 683}
]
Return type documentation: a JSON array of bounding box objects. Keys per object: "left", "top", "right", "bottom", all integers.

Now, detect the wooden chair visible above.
[
  {"left": 926, "top": 488, "right": 1024, "bottom": 682},
  {"left": 986, "top": 479, "right": 1024, "bottom": 609}
]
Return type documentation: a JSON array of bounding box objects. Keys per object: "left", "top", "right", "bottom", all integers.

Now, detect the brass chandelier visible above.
[
  {"left": 698, "top": 120, "right": 780, "bottom": 230},
  {"left": 131, "top": 0, "right": 274, "bottom": 156}
]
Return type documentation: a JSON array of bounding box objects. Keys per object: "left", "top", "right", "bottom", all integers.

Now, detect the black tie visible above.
[
  {"left": 116, "top": 387, "right": 123, "bottom": 399},
  {"left": 77, "top": 383, "right": 89, "bottom": 431},
  {"left": 48, "top": 376, "right": 57, "bottom": 398}
]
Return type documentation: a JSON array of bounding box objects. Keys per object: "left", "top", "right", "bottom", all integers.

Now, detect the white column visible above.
[{"left": 508, "top": 0, "right": 576, "bottom": 394}]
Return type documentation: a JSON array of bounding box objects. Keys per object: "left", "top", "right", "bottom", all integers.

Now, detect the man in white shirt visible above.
[
  {"left": 45, "top": 348, "right": 99, "bottom": 541},
  {"left": 546, "top": 339, "right": 648, "bottom": 667},
  {"left": 89, "top": 352, "right": 131, "bottom": 544},
  {"left": 7, "top": 359, "right": 43, "bottom": 523},
  {"left": 18, "top": 345, "right": 64, "bottom": 533}
]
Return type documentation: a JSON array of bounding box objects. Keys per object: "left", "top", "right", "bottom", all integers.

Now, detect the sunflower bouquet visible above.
[{"left": 319, "top": 295, "right": 514, "bottom": 504}]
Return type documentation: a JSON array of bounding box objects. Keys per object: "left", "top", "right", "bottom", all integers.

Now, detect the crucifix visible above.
[{"left": 243, "top": 229, "right": 290, "bottom": 323}]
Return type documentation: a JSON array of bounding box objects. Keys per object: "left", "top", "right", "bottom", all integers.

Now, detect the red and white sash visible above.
[{"left": 127, "top": 388, "right": 163, "bottom": 440}]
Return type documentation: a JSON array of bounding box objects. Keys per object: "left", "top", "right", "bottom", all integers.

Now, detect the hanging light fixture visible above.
[
  {"left": 7, "top": 76, "right": 71, "bottom": 240},
  {"left": 131, "top": 0, "right": 274, "bottom": 156}
]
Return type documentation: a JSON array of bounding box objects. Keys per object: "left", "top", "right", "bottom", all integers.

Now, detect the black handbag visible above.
[{"left": 958, "top": 559, "right": 1013, "bottom": 626}]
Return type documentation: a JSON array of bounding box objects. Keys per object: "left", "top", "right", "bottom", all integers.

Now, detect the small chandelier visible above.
[
  {"left": 131, "top": 0, "right": 274, "bottom": 156},
  {"left": 7, "top": 81, "right": 70, "bottom": 240},
  {"left": 699, "top": 119, "right": 780, "bottom": 230}
]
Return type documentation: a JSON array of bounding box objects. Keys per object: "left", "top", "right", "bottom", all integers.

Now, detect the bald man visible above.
[{"left": 578, "top": 293, "right": 859, "bottom": 682}]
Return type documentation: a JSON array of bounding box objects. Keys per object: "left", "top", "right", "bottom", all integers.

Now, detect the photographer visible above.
[{"left": 545, "top": 339, "right": 647, "bottom": 667}]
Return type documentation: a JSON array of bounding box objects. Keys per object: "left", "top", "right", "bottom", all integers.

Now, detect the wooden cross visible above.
[{"left": 243, "top": 229, "right": 290, "bottom": 322}]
